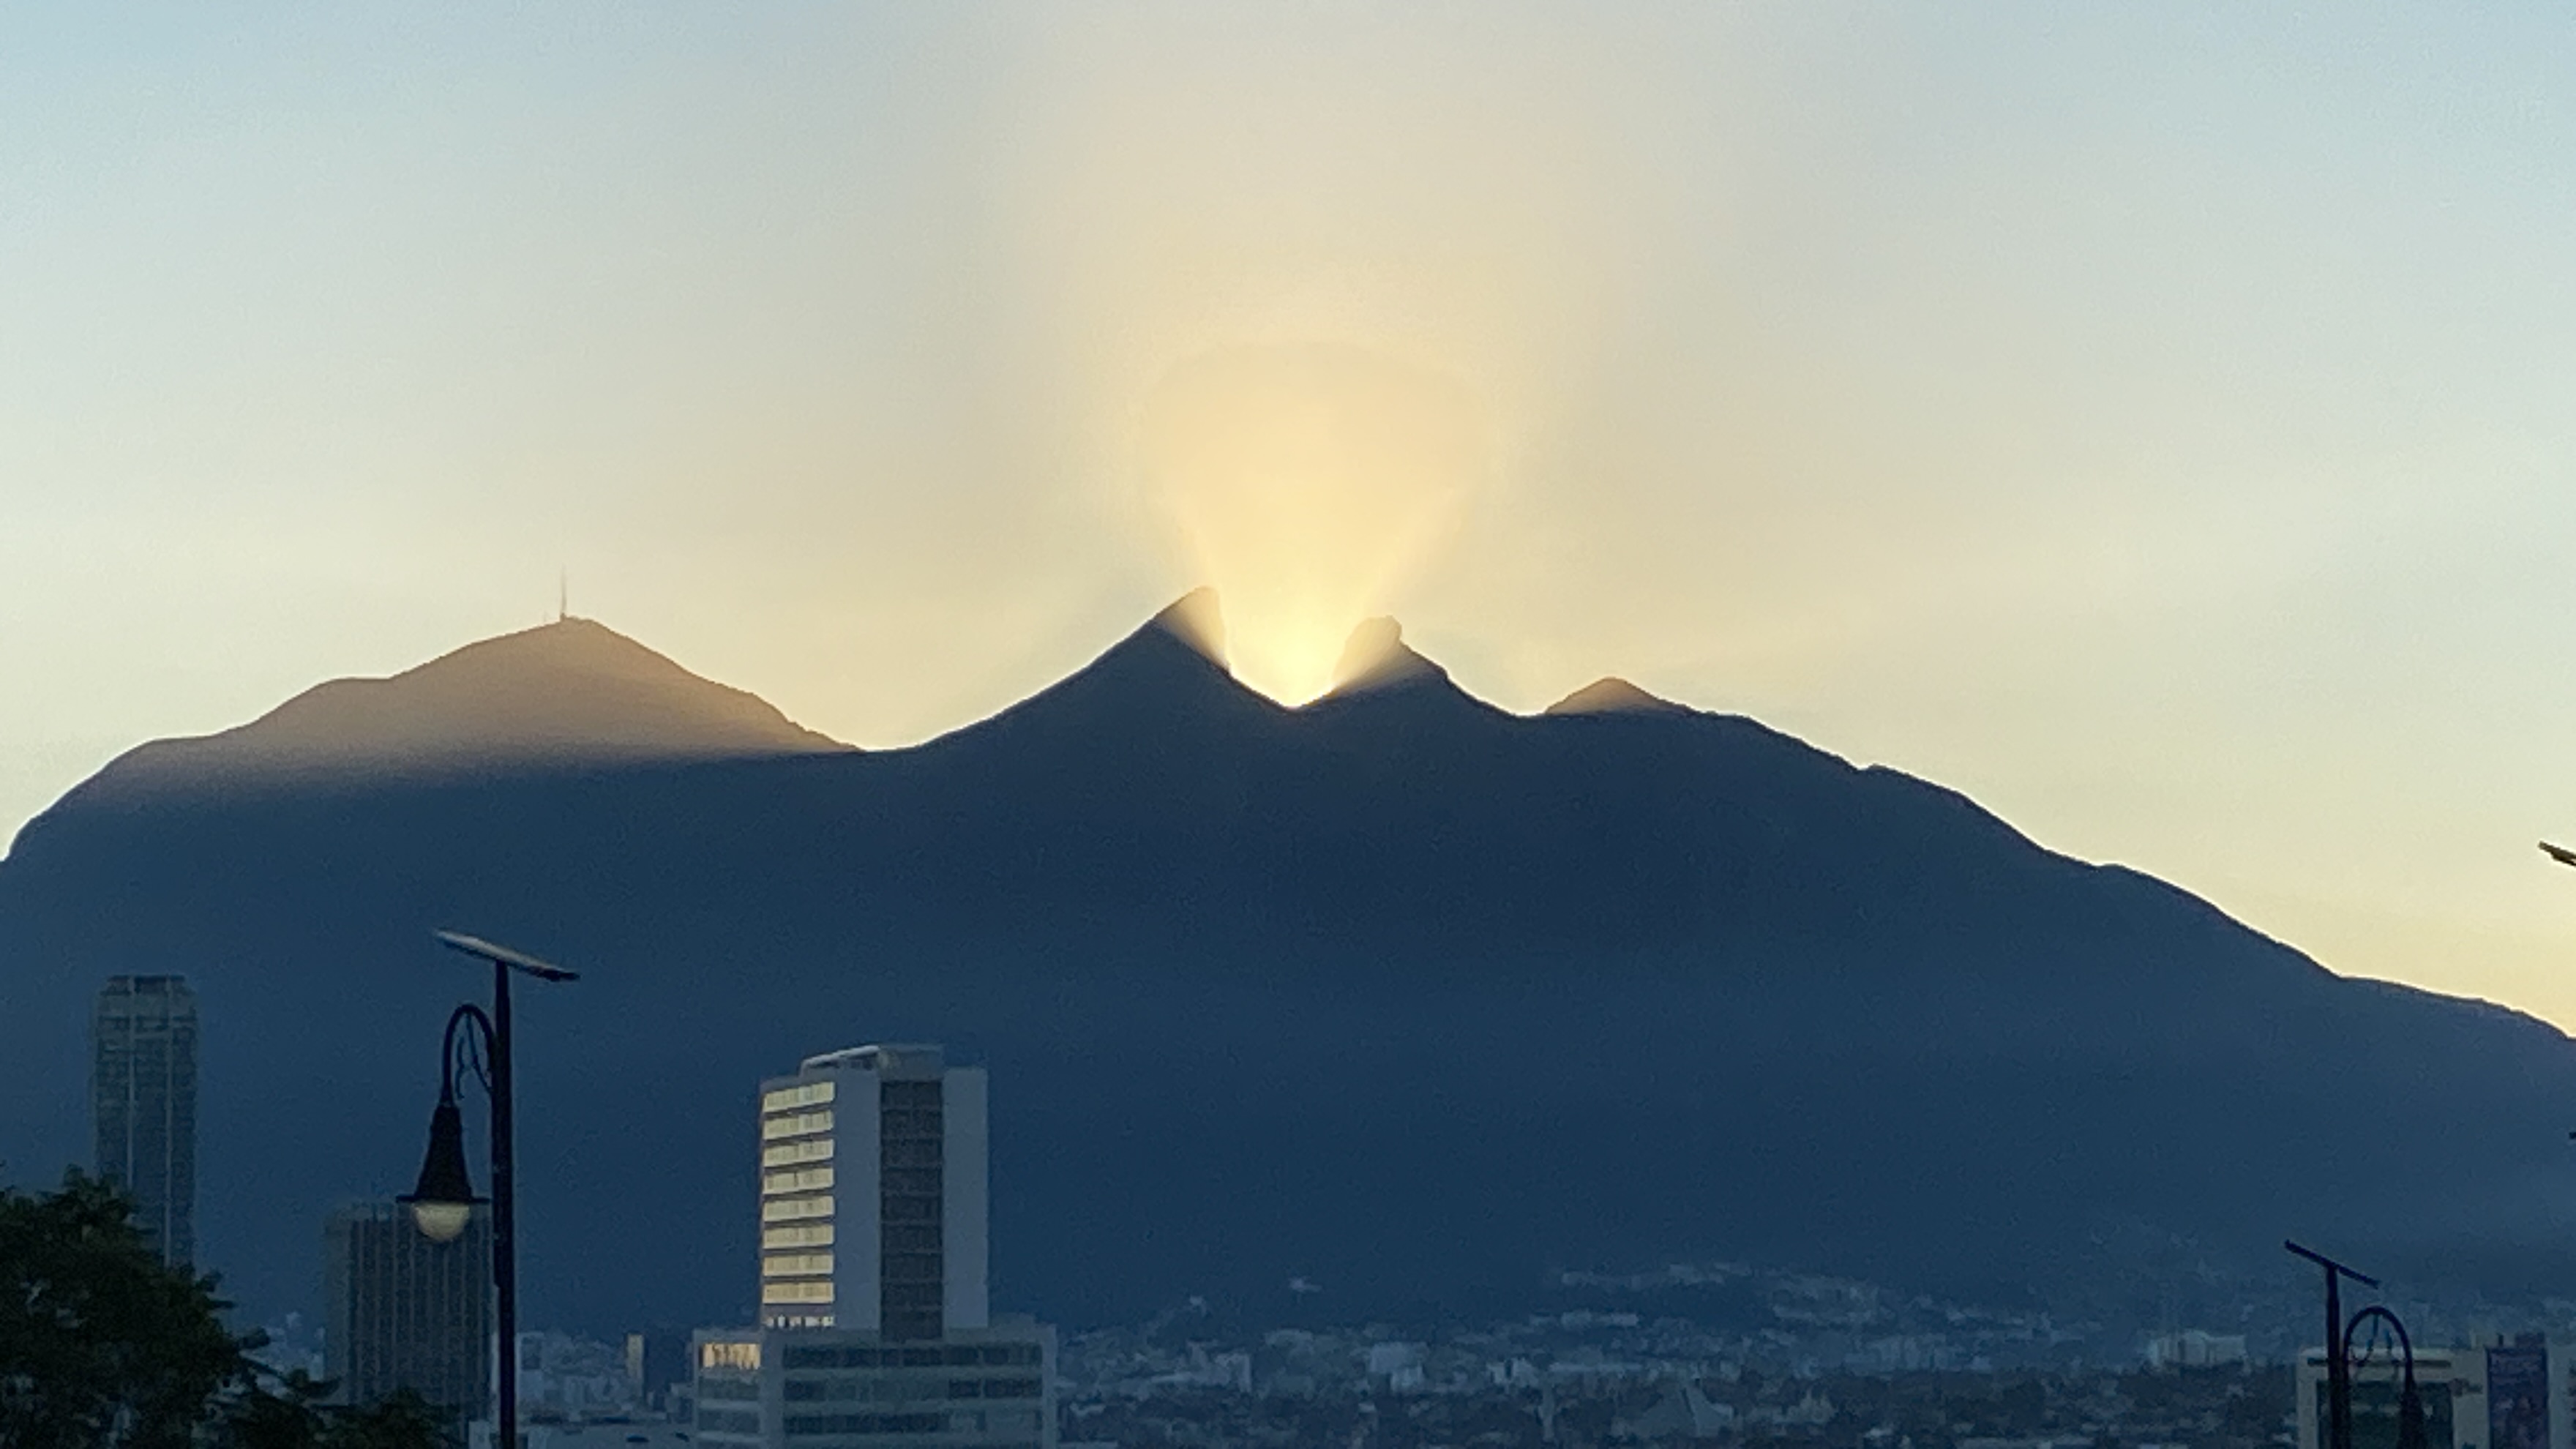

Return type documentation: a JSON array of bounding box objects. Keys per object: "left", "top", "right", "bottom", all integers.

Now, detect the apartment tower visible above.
[
  {"left": 757, "top": 1044, "right": 988, "bottom": 1336},
  {"left": 91, "top": 975, "right": 198, "bottom": 1266},
  {"left": 703, "top": 1043, "right": 1049, "bottom": 1449}
]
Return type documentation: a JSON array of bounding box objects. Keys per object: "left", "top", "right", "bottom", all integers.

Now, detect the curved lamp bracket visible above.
[{"left": 441, "top": 1003, "right": 496, "bottom": 1102}]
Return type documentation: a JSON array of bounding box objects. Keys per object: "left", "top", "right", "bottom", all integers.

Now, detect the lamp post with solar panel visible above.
[
  {"left": 400, "top": 930, "right": 578, "bottom": 1449},
  {"left": 2285, "top": 1242, "right": 2427, "bottom": 1449}
]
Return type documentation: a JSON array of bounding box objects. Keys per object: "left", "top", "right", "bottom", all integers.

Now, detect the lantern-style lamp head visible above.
[{"left": 397, "top": 1093, "right": 485, "bottom": 1242}]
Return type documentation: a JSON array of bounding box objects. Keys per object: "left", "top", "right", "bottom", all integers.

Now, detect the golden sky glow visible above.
[
  {"left": 1141, "top": 344, "right": 1486, "bottom": 705},
  {"left": 8, "top": 6, "right": 2576, "bottom": 1028}
]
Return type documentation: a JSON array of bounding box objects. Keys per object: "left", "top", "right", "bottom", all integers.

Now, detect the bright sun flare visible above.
[{"left": 1139, "top": 341, "right": 1488, "bottom": 704}]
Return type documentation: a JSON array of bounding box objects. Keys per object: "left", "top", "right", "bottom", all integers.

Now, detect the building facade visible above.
[
  {"left": 757, "top": 1044, "right": 989, "bottom": 1336},
  {"left": 324, "top": 1200, "right": 494, "bottom": 1417},
  {"left": 91, "top": 974, "right": 198, "bottom": 1266},
  {"left": 2294, "top": 1336, "right": 2575, "bottom": 1449},
  {"left": 693, "top": 1319, "right": 1054, "bottom": 1449}
]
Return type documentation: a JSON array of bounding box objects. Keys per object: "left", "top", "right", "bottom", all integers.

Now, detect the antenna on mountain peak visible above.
[{"left": 558, "top": 569, "right": 568, "bottom": 624}]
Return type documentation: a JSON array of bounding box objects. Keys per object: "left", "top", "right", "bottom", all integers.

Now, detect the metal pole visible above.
[
  {"left": 2286, "top": 1241, "right": 2375, "bottom": 1449},
  {"left": 493, "top": 956, "right": 516, "bottom": 1449},
  {"left": 432, "top": 929, "right": 574, "bottom": 1449},
  {"left": 2326, "top": 1268, "right": 2347, "bottom": 1449}
]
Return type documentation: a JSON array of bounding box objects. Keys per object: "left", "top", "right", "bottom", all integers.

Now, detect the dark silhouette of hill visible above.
[
  {"left": 4, "top": 594, "right": 2574, "bottom": 1339},
  {"left": 1546, "top": 676, "right": 1688, "bottom": 716},
  {"left": 61, "top": 616, "right": 845, "bottom": 806}
]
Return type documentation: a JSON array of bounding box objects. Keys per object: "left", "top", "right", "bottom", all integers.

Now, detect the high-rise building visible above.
[
  {"left": 757, "top": 1044, "right": 988, "bottom": 1337},
  {"left": 323, "top": 1201, "right": 493, "bottom": 1417},
  {"left": 701, "top": 1043, "right": 1049, "bottom": 1449},
  {"left": 91, "top": 975, "right": 198, "bottom": 1266}
]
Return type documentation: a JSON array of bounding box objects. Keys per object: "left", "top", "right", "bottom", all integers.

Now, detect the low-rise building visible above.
[
  {"left": 2146, "top": 1330, "right": 2250, "bottom": 1371},
  {"left": 692, "top": 1319, "right": 1055, "bottom": 1449},
  {"left": 2292, "top": 1336, "right": 2572, "bottom": 1449}
]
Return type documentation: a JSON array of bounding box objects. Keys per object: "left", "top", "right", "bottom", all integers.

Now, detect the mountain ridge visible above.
[
  {"left": 34, "top": 617, "right": 846, "bottom": 826},
  {"left": 3, "top": 594, "right": 2572, "bottom": 1338}
]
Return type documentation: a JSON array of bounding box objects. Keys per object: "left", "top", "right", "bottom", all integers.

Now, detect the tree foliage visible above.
[
  {"left": 1, "top": 1169, "right": 246, "bottom": 1449},
  {"left": 0, "top": 1170, "right": 449, "bottom": 1449},
  {"left": 223, "top": 1370, "right": 452, "bottom": 1449}
]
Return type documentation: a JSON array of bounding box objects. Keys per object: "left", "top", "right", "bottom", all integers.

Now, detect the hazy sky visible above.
[{"left": 9, "top": 5, "right": 2576, "bottom": 1025}]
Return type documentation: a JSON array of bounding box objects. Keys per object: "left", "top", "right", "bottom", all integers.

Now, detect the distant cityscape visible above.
[{"left": 76, "top": 970, "right": 2576, "bottom": 1449}]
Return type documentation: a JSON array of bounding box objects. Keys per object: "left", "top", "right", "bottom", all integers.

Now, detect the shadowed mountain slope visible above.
[{"left": 3, "top": 596, "right": 2573, "bottom": 1338}]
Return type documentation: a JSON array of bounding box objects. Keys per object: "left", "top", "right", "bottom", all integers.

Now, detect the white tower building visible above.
[{"left": 757, "top": 1044, "right": 989, "bottom": 1337}]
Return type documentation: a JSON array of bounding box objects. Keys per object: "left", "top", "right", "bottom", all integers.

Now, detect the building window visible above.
[
  {"left": 699, "top": 1341, "right": 761, "bottom": 1371},
  {"left": 762, "top": 1251, "right": 834, "bottom": 1278},
  {"left": 881, "top": 1137, "right": 939, "bottom": 1168},
  {"left": 760, "top": 1194, "right": 833, "bottom": 1224},
  {"left": 881, "top": 1222, "right": 938, "bottom": 1253},
  {"left": 761, "top": 1279, "right": 834, "bottom": 1305},
  {"left": 762, "top": 1107, "right": 835, "bottom": 1141},
  {"left": 782, "top": 1412, "right": 946, "bottom": 1437},
  {"left": 761, "top": 1138, "right": 836, "bottom": 1168},
  {"left": 763, "top": 1081, "right": 836, "bottom": 1113},
  {"left": 882, "top": 1279, "right": 940, "bottom": 1309},
  {"left": 762, "top": 1222, "right": 835, "bottom": 1250},
  {"left": 763, "top": 1165, "right": 835, "bottom": 1195},
  {"left": 878, "top": 1076, "right": 944, "bottom": 1342}
]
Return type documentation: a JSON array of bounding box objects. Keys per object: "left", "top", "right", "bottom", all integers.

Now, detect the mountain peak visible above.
[
  {"left": 1324, "top": 617, "right": 1450, "bottom": 698},
  {"left": 69, "top": 617, "right": 846, "bottom": 803},
  {"left": 1147, "top": 587, "right": 1227, "bottom": 664},
  {"left": 937, "top": 590, "right": 1278, "bottom": 747},
  {"left": 1545, "top": 676, "right": 1688, "bottom": 716}
]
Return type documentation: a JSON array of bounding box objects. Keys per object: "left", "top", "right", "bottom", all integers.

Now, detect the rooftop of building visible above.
[{"left": 795, "top": 1043, "right": 946, "bottom": 1076}]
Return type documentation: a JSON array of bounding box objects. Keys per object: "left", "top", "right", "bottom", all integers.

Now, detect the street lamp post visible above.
[
  {"left": 2287, "top": 1241, "right": 2373, "bottom": 1449},
  {"left": 2285, "top": 1242, "right": 2426, "bottom": 1449},
  {"left": 398, "top": 931, "right": 578, "bottom": 1449}
]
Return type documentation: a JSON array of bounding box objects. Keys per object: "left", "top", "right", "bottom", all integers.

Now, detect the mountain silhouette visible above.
[
  {"left": 1546, "top": 676, "right": 1687, "bottom": 716},
  {"left": 62, "top": 616, "right": 844, "bottom": 806},
  {"left": 4, "top": 594, "right": 2573, "bottom": 1340}
]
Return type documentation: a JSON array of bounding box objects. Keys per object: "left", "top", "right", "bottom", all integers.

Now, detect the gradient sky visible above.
[{"left": 8, "top": 5, "right": 2576, "bottom": 1025}]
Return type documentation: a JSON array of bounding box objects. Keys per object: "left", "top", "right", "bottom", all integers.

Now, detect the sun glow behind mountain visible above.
[
  {"left": 1139, "top": 342, "right": 1489, "bottom": 705},
  {"left": 13, "top": 4, "right": 2576, "bottom": 1034}
]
